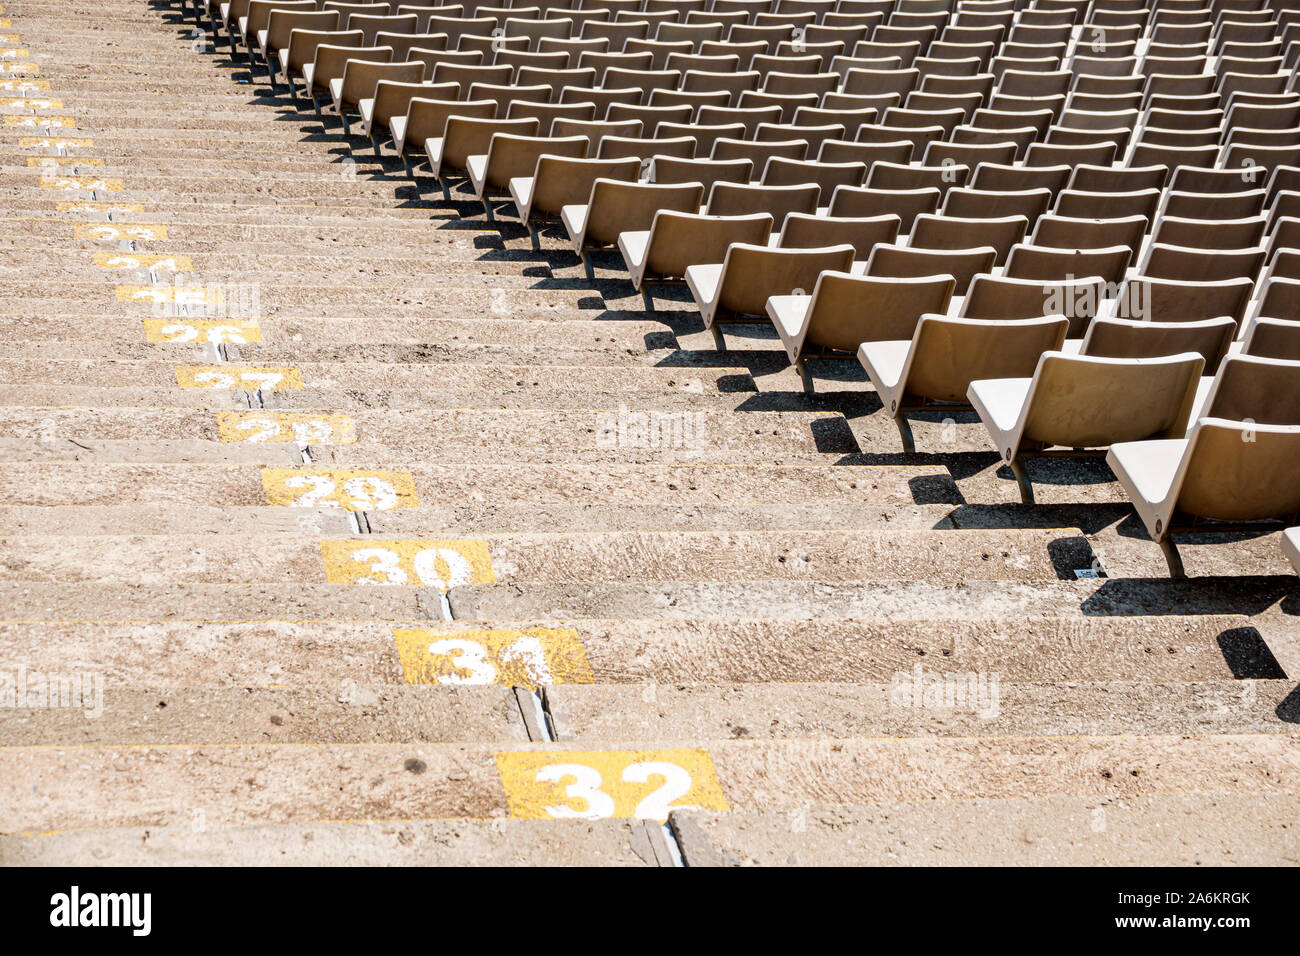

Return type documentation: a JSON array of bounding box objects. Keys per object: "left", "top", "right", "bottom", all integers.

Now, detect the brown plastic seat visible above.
[
  {"left": 910, "top": 213, "right": 1027, "bottom": 266},
  {"left": 829, "top": 185, "right": 941, "bottom": 234},
  {"left": 1031, "top": 215, "right": 1147, "bottom": 255},
  {"left": 1004, "top": 243, "right": 1132, "bottom": 287},
  {"left": 865, "top": 244, "right": 996, "bottom": 296},
  {"left": 619, "top": 211, "right": 774, "bottom": 310},
  {"left": 358, "top": 78, "right": 455, "bottom": 143},
  {"left": 761, "top": 158, "right": 867, "bottom": 194},
  {"left": 705, "top": 181, "right": 821, "bottom": 222},
  {"left": 1241, "top": 318, "right": 1300, "bottom": 361},
  {"left": 1141, "top": 244, "right": 1266, "bottom": 283},
  {"left": 561, "top": 179, "right": 706, "bottom": 278},
  {"left": 961, "top": 274, "right": 1108, "bottom": 338},
  {"left": 686, "top": 243, "right": 857, "bottom": 350},
  {"left": 1081, "top": 316, "right": 1237, "bottom": 375},
  {"left": 393, "top": 95, "right": 493, "bottom": 169},
  {"left": 330, "top": 58, "right": 424, "bottom": 134},
  {"left": 777, "top": 212, "right": 902, "bottom": 261},
  {"left": 425, "top": 115, "right": 540, "bottom": 197},
  {"left": 650, "top": 156, "right": 753, "bottom": 195},
  {"left": 941, "top": 186, "right": 1051, "bottom": 227},
  {"left": 466, "top": 132, "right": 589, "bottom": 219},
  {"left": 768, "top": 272, "right": 955, "bottom": 393}
]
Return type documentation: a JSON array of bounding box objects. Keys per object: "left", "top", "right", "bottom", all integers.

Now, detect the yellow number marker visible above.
[
  {"left": 215, "top": 411, "right": 354, "bottom": 445},
  {"left": 320, "top": 539, "right": 496, "bottom": 589},
  {"left": 20, "top": 135, "right": 90, "bottom": 148},
  {"left": 76, "top": 223, "right": 166, "bottom": 241},
  {"left": 56, "top": 200, "right": 141, "bottom": 213},
  {"left": 261, "top": 468, "right": 418, "bottom": 511},
  {"left": 393, "top": 626, "right": 593, "bottom": 688},
  {"left": 175, "top": 365, "right": 303, "bottom": 390},
  {"left": 40, "top": 176, "right": 123, "bottom": 192},
  {"left": 494, "top": 750, "right": 729, "bottom": 822},
  {"left": 5, "top": 114, "right": 71, "bottom": 128},
  {"left": 27, "top": 156, "right": 102, "bottom": 169},
  {"left": 143, "top": 318, "right": 259, "bottom": 344},
  {"left": 117, "top": 284, "right": 220, "bottom": 305},
  {"left": 94, "top": 252, "right": 192, "bottom": 272},
  {"left": 0, "top": 78, "right": 46, "bottom": 91},
  {"left": 3, "top": 96, "right": 59, "bottom": 108}
]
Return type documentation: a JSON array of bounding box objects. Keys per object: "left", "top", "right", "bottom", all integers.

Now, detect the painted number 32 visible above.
[{"left": 538, "top": 762, "right": 697, "bottom": 821}]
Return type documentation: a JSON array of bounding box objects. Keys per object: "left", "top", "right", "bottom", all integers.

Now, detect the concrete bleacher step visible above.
[
  {"left": 3, "top": 734, "right": 1296, "bottom": 835},
  {"left": 0, "top": 528, "right": 1090, "bottom": 585},
  {"left": 2, "top": 614, "right": 1273, "bottom": 692},
  {"left": 672, "top": 793, "right": 1300, "bottom": 866},
  {"left": 2, "top": 818, "right": 662, "bottom": 866}
]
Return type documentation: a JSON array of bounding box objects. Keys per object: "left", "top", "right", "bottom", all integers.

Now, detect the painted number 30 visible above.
[{"left": 350, "top": 546, "right": 474, "bottom": 588}]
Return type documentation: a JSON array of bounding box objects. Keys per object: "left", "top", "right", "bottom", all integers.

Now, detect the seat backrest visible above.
[
  {"left": 259, "top": 3, "right": 327, "bottom": 48},
  {"left": 312, "top": 44, "right": 394, "bottom": 88},
  {"left": 762, "top": 157, "right": 866, "bottom": 193},
  {"left": 1020, "top": 352, "right": 1204, "bottom": 448},
  {"left": 1005, "top": 242, "right": 1131, "bottom": 286},
  {"left": 1242, "top": 317, "right": 1300, "bottom": 362},
  {"left": 287, "top": 29, "right": 364, "bottom": 75},
  {"left": 778, "top": 212, "right": 901, "bottom": 260},
  {"left": 714, "top": 243, "right": 857, "bottom": 317},
  {"left": 650, "top": 156, "right": 752, "bottom": 194},
  {"left": 482, "top": 133, "right": 588, "bottom": 188},
  {"left": 643, "top": 211, "right": 775, "bottom": 280},
  {"left": 910, "top": 213, "right": 1027, "bottom": 265},
  {"left": 906, "top": 315, "right": 1070, "bottom": 403},
  {"left": 866, "top": 244, "right": 996, "bottom": 295},
  {"left": 1141, "top": 243, "right": 1265, "bottom": 283},
  {"left": 705, "top": 181, "right": 820, "bottom": 221},
  {"left": 829, "top": 185, "right": 941, "bottom": 232},
  {"left": 1175, "top": 418, "right": 1300, "bottom": 523},
  {"left": 1081, "top": 316, "right": 1237, "bottom": 373},
  {"left": 805, "top": 271, "right": 956, "bottom": 351},
  {"left": 404, "top": 96, "right": 495, "bottom": 148},
  {"left": 441, "top": 116, "right": 540, "bottom": 169},
  {"left": 941, "top": 186, "right": 1051, "bottom": 224},
  {"left": 961, "top": 273, "right": 1106, "bottom": 337},
  {"left": 583, "top": 179, "right": 706, "bottom": 245},
  {"left": 598, "top": 135, "right": 695, "bottom": 162},
  {"left": 1150, "top": 216, "right": 1267, "bottom": 252},
  {"left": 340, "top": 58, "right": 424, "bottom": 107},
  {"left": 1032, "top": 214, "right": 1147, "bottom": 253},
  {"left": 1200, "top": 354, "right": 1300, "bottom": 426}
]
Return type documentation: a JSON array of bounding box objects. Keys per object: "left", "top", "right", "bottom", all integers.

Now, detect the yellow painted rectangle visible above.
[
  {"left": 6, "top": 115, "right": 73, "bottom": 128},
  {"left": 215, "top": 411, "right": 354, "bottom": 445},
  {"left": 175, "top": 365, "right": 303, "bottom": 390},
  {"left": 320, "top": 539, "right": 496, "bottom": 589},
  {"left": 261, "top": 468, "right": 418, "bottom": 511},
  {"left": 19, "top": 135, "right": 89, "bottom": 148},
  {"left": 27, "top": 157, "right": 103, "bottom": 168},
  {"left": 494, "top": 749, "right": 728, "bottom": 822},
  {"left": 0, "top": 79, "right": 45, "bottom": 92},
  {"left": 117, "top": 284, "right": 220, "bottom": 305},
  {"left": 41, "top": 177, "right": 123, "bottom": 192},
  {"left": 0, "top": 49, "right": 28, "bottom": 58},
  {"left": 143, "top": 318, "right": 259, "bottom": 344},
  {"left": 93, "top": 252, "right": 192, "bottom": 272},
  {"left": 0, "top": 64, "right": 40, "bottom": 76},
  {"left": 3, "top": 97, "right": 59, "bottom": 109},
  {"left": 394, "top": 626, "right": 593, "bottom": 688},
  {"left": 75, "top": 222, "right": 165, "bottom": 241},
  {"left": 57, "top": 200, "right": 140, "bottom": 213}
]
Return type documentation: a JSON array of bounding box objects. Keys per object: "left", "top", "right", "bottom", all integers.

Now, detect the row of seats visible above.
[{"left": 189, "top": 0, "right": 1300, "bottom": 578}]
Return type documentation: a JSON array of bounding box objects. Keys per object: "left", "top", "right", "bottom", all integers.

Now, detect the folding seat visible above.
[
  {"left": 650, "top": 156, "right": 753, "bottom": 195},
  {"left": 573, "top": 50, "right": 654, "bottom": 81},
  {"left": 424, "top": 15, "right": 496, "bottom": 48},
  {"left": 777, "top": 212, "right": 902, "bottom": 260},
  {"left": 330, "top": 57, "right": 427, "bottom": 134},
  {"left": 970, "top": 162, "right": 1071, "bottom": 199},
  {"left": 516, "top": 66, "right": 598, "bottom": 99},
  {"left": 970, "top": 106, "right": 1054, "bottom": 137},
  {"left": 1220, "top": 142, "right": 1300, "bottom": 175},
  {"left": 1004, "top": 243, "right": 1132, "bottom": 286},
  {"left": 393, "top": 95, "right": 494, "bottom": 169},
  {"left": 860, "top": 315, "right": 1071, "bottom": 453},
  {"left": 650, "top": 89, "right": 734, "bottom": 113},
  {"left": 1010, "top": 22, "right": 1075, "bottom": 46},
  {"left": 263, "top": 13, "right": 342, "bottom": 92},
  {"left": 1136, "top": 126, "right": 1222, "bottom": 150},
  {"left": 285, "top": 30, "right": 365, "bottom": 104},
  {"left": 558, "top": 85, "right": 642, "bottom": 117},
  {"left": 818, "top": 139, "right": 912, "bottom": 167},
  {"left": 495, "top": 48, "right": 570, "bottom": 72},
  {"left": 431, "top": 61, "right": 512, "bottom": 97},
  {"left": 754, "top": 54, "right": 827, "bottom": 77},
  {"left": 304, "top": 45, "right": 394, "bottom": 117},
  {"left": 1160, "top": 188, "right": 1266, "bottom": 220},
  {"left": 686, "top": 243, "right": 857, "bottom": 350},
  {"left": 244, "top": 0, "right": 318, "bottom": 78},
  {"left": 1106, "top": 414, "right": 1300, "bottom": 578},
  {"left": 762, "top": 156, "right": 867, "bottom": 195},
  {"left": 503, "top": 17, "right": 575, "bottom": 51},
  {"left": 942, "top": 186, "right": 1053, "bottom": 227},
  {"left": 582, "top": 19, "right": 651, "bottom": 52},
  {"left": 377, "top": 32, "right": 451, "bottom": 60},
  {"left": 1149, "top": 215, "right": 1266, "bottom": 253},
  {"left": 1069, "top": 90, "right": 1143, "bottom": 114},
  {"left": 405, "top": 47, "right": 483, "bottom": 76},
  {"left": 1266, "top": 217, "right": 1300, "bottom": 262},
  {"left": 968, "top": 350, "right": 1204, "bottom": 503},
  {"left": 425, "top": 115, "right": 540, "bottom": 198},
  {"left": 1252, "top": 275, "right": 1300, "bottom": 322},
  {"left": 729, "top": 23, "right": 799, "bottom": 54},
  {"left": 508, "top": 155, "right": 642, "bottom": 243},
  {"left": 909, "top": 212, "right": 1027, "bottom": 265},
  {"left": 769, "top": 272, "right": 956, "bottom": 393},
  {"left": 854, "top": 124, "right": 947, "bottom": 159},
  {"left": 712, "top": 137, "right": 809, "bottom": 167},
  {"left": 547, "top": 8, "right": 610, "bottom": 36},
  {"left": 542, "top": 38, "right": 611, "bottom": 67},
  {"left": 830, "top": 185, "right": 942, "bottom": 234},
  {"left": 941, "top": 23, "right": 1007, "bottom": 48},
  {"left": 866, "top": 161, "right": 969, "bottom": 196},
  {"left": 476, "top": 6, "right": 541, "bottom": 30},
  {"left": 763, "top": 71, "right": 842, "bottom": 97},
  {"left": 1241, "top": 317, "right": 1300, "bottom": 361},
  {"left": 705, "top": 181, "right": 821, "bottom": 221},
  {"left": 848, "top": 41, "right": 921, "bottom": 68},
  {"left": 681, "top": 69, "right": 762, "bottom": 106},
  {"left": 823, "top": 92, "right": 903, "bottom": 116},
  {"left": 991, "top": 54, "right": 1063, "bottom": 81},
  {"left": 1082, "top": 314, "right": 1236, "bottom": 375},
  {"left": 842, "top": 67, "right": 920, "bottom": 98},
  {"left": 794, "top": 107, "right": 878, "bottom": 140},
  {"left": 947, "top": 126, "right": 1038, "bottom": 161},
  {"left": 988, "top": 91, "right": 1066, "bottom": 118},
  {"left": 919, "top": 71, "right": 996, "bottom": 102},
  {"left": 349, "top": 13, "right": 419, "bottom": 43},
  {"left": 599, "top": 135, "right": 697, "bottom": 161},
  {"left": 1142, "top": 243, "right": 1266, "bottom": 283},
  {"left": 399, "top": 7, "right": 465, "bottom": 33},
  {"left": 358, "top": 78, "right": 455, "bottom": 145},
  {"left": 872, "top": 24, "right": 938, "bottom": 57},
  {"left": 921, "top": 140, "right": 1018, "bottom": 170},
  {"left": 1226, "top": 102, "right": 1300, "bottom": 134},
  {"left": 656, "top": 21, "right": 728, "bottom": 49},
  {"left": 1026, "top": 141, "right": 1119, "bottom": 167},
  {"left": 1265, "top": 249, "right": 1300, "bottom": 282},
  {"left": 550, "top": 117, "right": 642, "bottom": 153},
  {"left": 889, "top": 10, "right": 951, "bottom": 34},
  {"left": 1218, "top": 71, "right": 1291, "bottom": 108},
  {"left": 961, "top": 273, "right": 1108, "bottom": 336},
  {"left": 913, "top": 55, "right": 984, "bottom": 83},
  {"left": 756, "top": 123, "right": 844, "bottom": 160},
  {"left": 865, "top": 244, "right": 997, "bottom": 295},
  {"left": 1112, "top": 275, "right": 1255, "bottom": 328},
  {"left": 466, "top": 132, "right": 589, "bottom": 218},
  {"left": 924, "top": 42, "right": 996, "bottom": 72},
  {"left": 562, "top": 179, "right": 707, "bottom": 278},
  {"left": 506, "top": 99, "right": 598, "bottom": 136},
  {"left": 602, "top": 66, "right": 680, "bottom": 102},
  {"left": 468, "top": 82, "right": 553, "bottom": 116},
  {"left": 903, "top": 91, "right": 984, "bottom": 124},
  {"left": 699, "top": 39, "right": 770, "bottom": 70},
  {"left": 691, "top": 105, "right": 781, "bottom": 141},
  {"left": 774, "top": 42, "right": 847, "bottom": 71},
  {"left": 1029, "top": 215, "right": 1146, "bottom": 263},
  {"left": 605, "top": 103, "right": 693, "bottom": 135},
  {"left": 805, "top": 23, "right": 874, "bottom": 50},
  {"left": 665, "top": 52, "right": 742, "bottom": 74}
]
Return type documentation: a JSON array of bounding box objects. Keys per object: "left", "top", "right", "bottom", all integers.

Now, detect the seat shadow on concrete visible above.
[
  {"left": 1081, "top": 576, "right": 1296, "bottom": 617},
  {"left": 944, "top": 502, "right": 1131, "bottom": 534},
  {"left": 1274, "top": 683, "right": 1300, "bottom": 723}
]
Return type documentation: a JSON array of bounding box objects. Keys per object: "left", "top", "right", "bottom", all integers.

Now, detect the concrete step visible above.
[
  {"left": 672, "top": 793, "right": 1300, "bottom": 866},
  {"left": 3, "top": 734, "right": 1296, "bottom": 834}
]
